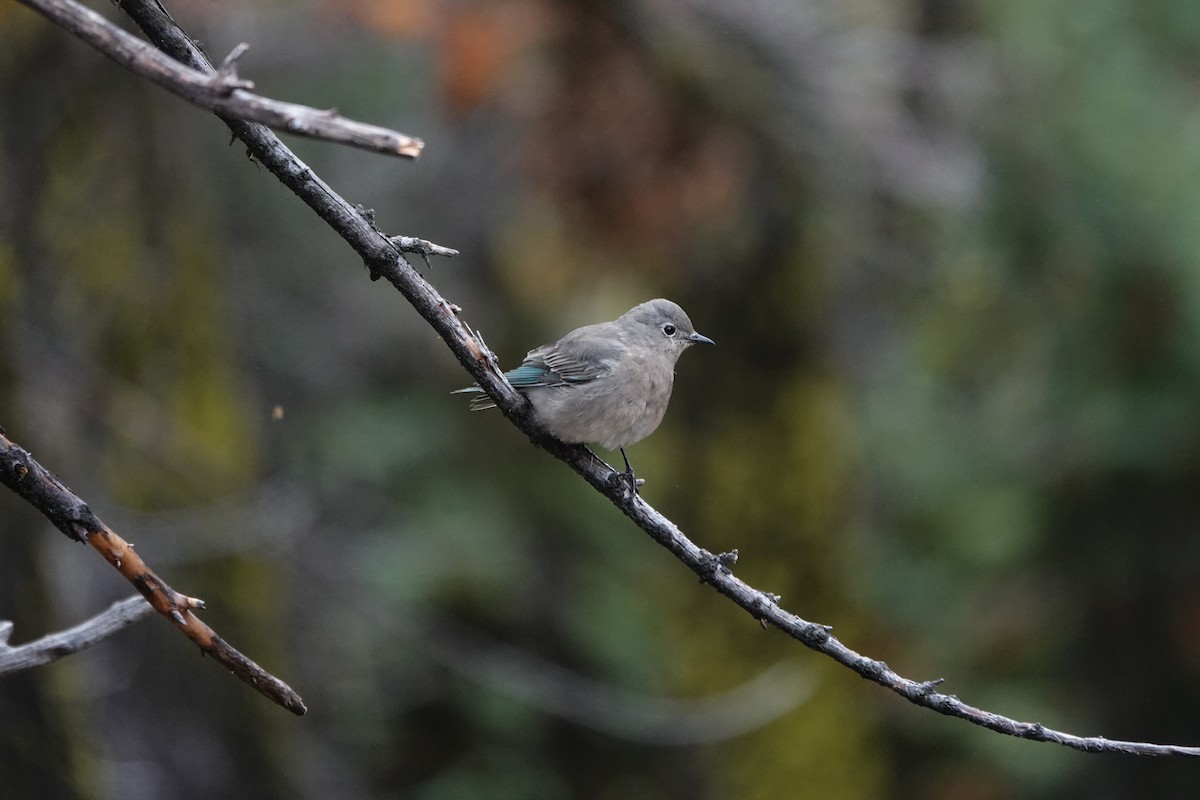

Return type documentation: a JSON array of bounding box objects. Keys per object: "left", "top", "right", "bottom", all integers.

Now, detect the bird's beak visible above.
[{"left": 689, "top": 332, "right": 715, "bottom": 346}]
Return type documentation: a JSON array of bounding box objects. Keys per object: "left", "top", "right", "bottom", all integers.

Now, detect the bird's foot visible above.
[
  {"left": 608, "top": 467, "right": 644, "bottom": 495},
  {"left": 616, "top": 448, "right": 644, "bottom": 494}
]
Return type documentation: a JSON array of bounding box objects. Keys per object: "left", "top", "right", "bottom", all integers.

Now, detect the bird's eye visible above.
[{"left": 662, "top": 323, "right": 677, "bottom": 337}]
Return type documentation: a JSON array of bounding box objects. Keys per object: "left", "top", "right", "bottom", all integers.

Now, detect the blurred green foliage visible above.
[{"left": 4, "top": 0, "right": 1200, "bottom": 798}]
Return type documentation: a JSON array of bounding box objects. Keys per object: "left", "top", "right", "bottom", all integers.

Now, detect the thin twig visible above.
[
  {"left": 16, "top": 0, "right": 423, "bottom": 158},
  {"left": 387, "top": 236, "right": 461, "bottom": 259},
  {"left": 0, "top": 596, "right": 154, "bottom": 675},
  {"left": 0, "top": 431, "right": 307, "bottom": 715},
  {"left": 100, "top": 0, "right": 1200, "bottom": 755}
]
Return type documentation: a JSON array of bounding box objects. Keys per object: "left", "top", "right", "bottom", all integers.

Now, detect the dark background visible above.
[{"left": 3, "top": 0, "right": 1200, "bottom": 797}]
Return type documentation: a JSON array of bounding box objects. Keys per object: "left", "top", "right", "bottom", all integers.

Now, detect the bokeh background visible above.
[{"left": 4, "top": 0, "right": 1200, "bottom": 797}]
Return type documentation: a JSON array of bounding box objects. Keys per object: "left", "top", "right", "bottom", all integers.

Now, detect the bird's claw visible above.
[
  {"left": 616, "top": 448, "right": 644, "bottom": 494},
  {"left": 609, "top": 468, "right": 643, "bottom": 494}
]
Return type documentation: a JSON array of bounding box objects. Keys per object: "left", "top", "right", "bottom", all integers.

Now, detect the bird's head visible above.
[{"left": 621, "top": 299, "right": 715, "bottom": 357}]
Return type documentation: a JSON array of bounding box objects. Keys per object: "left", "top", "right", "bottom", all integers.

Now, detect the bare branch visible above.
[
  {"left": 115, "top": 0, "right": 518, "bottom": 410},
  {"left": 106, "top": 0, "right": 1200, "bottom": 756},
  {"left": 0, "top": 431, "right": 307, "bottom": 715},
  {"left": 0, "top": 596, "right": 153, "bottom": 675},
  {"left": 16, "top": 0, "right": 423, "bottom": 159}
]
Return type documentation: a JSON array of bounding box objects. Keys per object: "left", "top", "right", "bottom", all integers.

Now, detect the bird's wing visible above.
[
  {"left": 513, "top": 331, "right": 621, "bottom": 387},
  {"left": 455, "top": 324, "right": 623, "bottom": 410},
  {"left": 507, "top": 350, "right": 601, "bottom": 387}
]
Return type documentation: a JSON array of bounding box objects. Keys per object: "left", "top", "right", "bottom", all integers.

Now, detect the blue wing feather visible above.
[
  {"left": 504, "top": 363, "right": 556, "bottom": 387},
  {"left": 454, "top": 325, "right": 620, "bottom": 410}
]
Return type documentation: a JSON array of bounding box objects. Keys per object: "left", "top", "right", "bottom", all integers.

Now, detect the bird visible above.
[{"left": 456, "top": 299, "right": 714, "bottom": 487}]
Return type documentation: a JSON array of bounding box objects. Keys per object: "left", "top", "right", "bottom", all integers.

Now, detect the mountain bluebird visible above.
[{"left": 457, "top": 299, "right": 714, "bottom": 486}]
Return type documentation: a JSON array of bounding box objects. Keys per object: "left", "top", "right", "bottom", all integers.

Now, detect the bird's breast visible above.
[{"left": 526, "top": 355, "right": 676, "bottom": 450}]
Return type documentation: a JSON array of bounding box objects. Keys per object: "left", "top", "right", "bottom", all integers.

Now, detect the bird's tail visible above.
[{"left": 451, "top": 386, "right": 497, "bottom": 411}]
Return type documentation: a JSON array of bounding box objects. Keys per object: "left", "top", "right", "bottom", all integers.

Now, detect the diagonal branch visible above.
[
  {"left": 0, "top": 431, "right": 307, "bottom": 715},
  {"left": 0, "top": 596, "right": 154, "bottom": 675},
  {"left": 28, "top": 0, "right": 1195, "bottom": 755},
  {"left": 16, "top": 0, "right": 423, "bottom": 158}
]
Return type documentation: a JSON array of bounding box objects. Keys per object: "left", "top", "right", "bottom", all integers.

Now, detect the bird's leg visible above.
[{"left": 619, "top": 448, "right": 645, "bottom": 492}]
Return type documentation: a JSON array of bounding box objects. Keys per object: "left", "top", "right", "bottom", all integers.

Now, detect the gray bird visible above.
[{"left": 457, "top": 299, "right": 714, "bottom": 486}]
